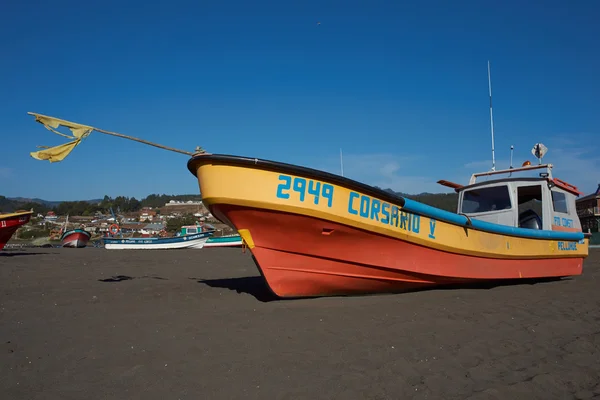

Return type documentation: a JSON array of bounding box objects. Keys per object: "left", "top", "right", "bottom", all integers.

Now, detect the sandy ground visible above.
[{"left": 1, "top": 247, "right": 599, "bottom": 400}]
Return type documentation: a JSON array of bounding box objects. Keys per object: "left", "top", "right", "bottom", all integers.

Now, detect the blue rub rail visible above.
[{"left": 402, "top": 198, "right": 584, "bottom": 241}]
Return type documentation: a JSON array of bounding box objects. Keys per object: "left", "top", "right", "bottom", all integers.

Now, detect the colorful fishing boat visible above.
[
  {"left": 102, "top": 229, "right": 214, "bottom": 250},
  {"left": 61, "top": 228, "right": 92, "bottom": 248},
  {"left": 180, "top": 224, "right": 243, "bottom": 248},
  {"left": 0, "top": 210, "right": 33, "bottom": 250},
  {"left": 59, "top": 215, "right": 92, "bottom": 248},
  {"left": 186, "top": 151, "right": 590, "bottom": 299},
  {"left": 205, "top": 234, "right": 243, "bottom": 248}
]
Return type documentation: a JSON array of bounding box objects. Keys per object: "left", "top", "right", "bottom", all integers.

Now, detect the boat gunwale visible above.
[
  {"left": 60, "top": 228, "right": 92, "bottom": 241},
  {"left": 187, "top": 154, "right": 407, "bottom": 207},
  {"left": 0, "top": 210, "right": 34, "bottom": 220},
  {"left": 187, "top": 154, "right": 585, "bottom": 242},
  {"left": 207, "top": 235, "right": 242, "bottom": 241}
]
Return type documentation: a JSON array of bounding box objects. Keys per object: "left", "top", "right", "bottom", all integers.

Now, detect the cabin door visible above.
[{"left": 515, "top": 183, "right": 548, "bottom": 230}]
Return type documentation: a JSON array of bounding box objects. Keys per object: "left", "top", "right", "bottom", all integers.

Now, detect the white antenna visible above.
[
  {"left": 487, "top": 60, "right": 496, "bottom": 171},
  {"left": 509, "top": 145, "right": 514, "bottom": 177},
  {"left": 340, "top": 148, "right": 344, "bottom": 177}
]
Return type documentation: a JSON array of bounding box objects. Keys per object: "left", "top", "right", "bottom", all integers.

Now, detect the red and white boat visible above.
[
  {"left": 59, "top": 215, "right": 92, "bottom": 248},
  {"left": 61, "top": 228, "right": 92, "bottom": 248},
  {"left": 0, "top": 210, "right": 33, "bottom": 250}
]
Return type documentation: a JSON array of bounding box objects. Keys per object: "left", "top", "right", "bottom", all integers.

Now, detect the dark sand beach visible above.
[{"left": 1, "top": 247, "right": 599, "bottom": 399}]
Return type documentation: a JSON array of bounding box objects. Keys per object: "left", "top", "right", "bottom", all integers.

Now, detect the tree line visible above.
[{"left": 0, "top": 194, "right": 203, "bottom": 216}]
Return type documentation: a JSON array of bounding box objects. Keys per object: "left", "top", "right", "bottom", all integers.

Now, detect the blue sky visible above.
[{"left": 1, "top": 0, "right": 598, "bottom": 201}]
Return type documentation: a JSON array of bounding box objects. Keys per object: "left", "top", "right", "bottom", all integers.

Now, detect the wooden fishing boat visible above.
[
  {"left": 102, "top": 229, "right": 214, "bottom": 250},
  {"left": 180, "top": 224, "right": 243, "bottom": 248},
  {"left": 205, "top": 234, "right": 243, "bottom": 248},
  {"left": 186, "top": 153, "right": 590, "bottom": 298},
  {"left": 0, "top": 210, "right": 33, "bottom": 250},
  {"left": 61, "top": 228, "right": 92, "bottom": 248},
  {"left": 59, "top": 215, "right": 92, "bottom": 248}
]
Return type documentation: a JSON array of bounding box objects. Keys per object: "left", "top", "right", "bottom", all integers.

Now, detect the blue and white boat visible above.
[{"left": 102, "top": 230, "right": 214, "bottom": 250}]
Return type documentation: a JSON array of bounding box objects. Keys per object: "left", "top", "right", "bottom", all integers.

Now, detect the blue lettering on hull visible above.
[
  {"left": 562, "top": 218, "right": 573, "bottom": 228},
  {"left": 348, "top": 190, "right": 421, "bottom": 235},
  {"left": 558, "top": 241, "right": 578, "bottom": 251},
  {"left": 554, "top": 216, "right": 574, "bottom": 228},
  {"left": 275, "top": 175, "right": 438, "bottom": 240},
  {"left": 276, "top": 175, "right": 334, "bottom": 207},
  {"left": 429, "top": 219, "right": 437, "bottom": 239}
]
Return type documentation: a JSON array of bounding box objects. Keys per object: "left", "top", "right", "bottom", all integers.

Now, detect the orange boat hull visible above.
[{"left": 212, "top": 204, "right": 584, "bottom": 298}]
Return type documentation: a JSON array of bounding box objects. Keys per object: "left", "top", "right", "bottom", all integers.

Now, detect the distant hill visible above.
[
  {"left": 6, "top": 197, "right": 102, "bottom": 208},
  {"left": 0, "top": 193, "right": 203, "bottom": 214},
  {"left": 1, "top": 196, "right": 62, "bottom": 213}
]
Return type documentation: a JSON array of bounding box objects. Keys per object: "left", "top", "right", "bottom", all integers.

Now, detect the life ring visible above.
[{"left": 108, "top": 224, "right": 120, "bottom": 235}]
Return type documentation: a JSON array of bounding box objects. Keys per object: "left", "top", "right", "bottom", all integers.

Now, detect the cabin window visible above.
[
  {"left": 551, "top": 190, "right": 568, "bottom": 214},
  {"left": 517, "top": 185, "right": 543, "bottom": 229},
  {"left": 187, "top": 228, "right": 197, "bottom": 234},
  {"left": 461, "top": 185, "right": 512, "bottom": 214}
]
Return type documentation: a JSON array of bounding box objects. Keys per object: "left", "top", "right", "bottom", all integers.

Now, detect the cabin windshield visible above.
[{"left": 461, "top": 185, "right": 512, "bottom": 214}]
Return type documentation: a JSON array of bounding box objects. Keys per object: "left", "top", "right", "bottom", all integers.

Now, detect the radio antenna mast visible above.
[{"left": 487, "top": 60, "right": 496, "bottom": 171}]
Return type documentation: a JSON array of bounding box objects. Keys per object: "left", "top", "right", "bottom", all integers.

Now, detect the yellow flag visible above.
[
  {"left": 28, "top": 113, "right": 94, "bottom": 162},
  {"left": 30, "top": 140, "right": 83, "bottom": 162}
]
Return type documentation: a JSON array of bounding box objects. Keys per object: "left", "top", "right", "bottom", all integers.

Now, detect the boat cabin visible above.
[
  {"left": 178, "top": 223, "right": 215, "bottom": 236},
  {"left": 439, "top": 163, "right": 583, "bottom": 232}
]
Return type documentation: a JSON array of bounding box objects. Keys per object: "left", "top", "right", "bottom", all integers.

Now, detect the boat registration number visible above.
[{"left": 276, "top": 174, "right": 334, "bottom": 207}]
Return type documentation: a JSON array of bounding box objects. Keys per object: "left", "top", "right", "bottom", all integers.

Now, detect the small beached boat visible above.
[
  {"left": 205, "top": 234, "right": 243, "bottom": 248},
  {"left": 59, "top": 215, "right": 92, "bottom": 248},
  {"left": 179, "top": 224, "right": 243, "bottom": 248},
  {"left": 0, "top": 210, "right": 33, "bottom": 250},
  {"left": 187, "top": 151, "right": 590, "bottom": 299},
  {"left": 61, "top": 228, "right": 92, "bottom": 248},
  {"left": 102, "top": 229, "right": 214, "bottom": 250}
]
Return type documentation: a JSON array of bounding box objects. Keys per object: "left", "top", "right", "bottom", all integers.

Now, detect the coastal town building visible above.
[
  {"left": 576, "top": 184, "right": 600, "bottom": 233},
  {"left": 139, "top": 208, "right": 157, "bottom": 222}
]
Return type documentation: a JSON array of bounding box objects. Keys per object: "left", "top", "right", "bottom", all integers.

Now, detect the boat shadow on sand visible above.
[
  {"left": 0, "top": 251, "right": 51, "bottom": 257},
  {"left": 98, "top": 275, "right": 169, "bottom": 283},
  {"left": 195, "top": 274, "right": 569, "bottom": 303},
  {"left": 196, "top": 276, "right": 277, "bottom": 302}
]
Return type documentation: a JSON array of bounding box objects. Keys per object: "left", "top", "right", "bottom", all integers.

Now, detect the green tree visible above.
[{"left": 166, "top": 215, "right": 199, "bottom": 233}]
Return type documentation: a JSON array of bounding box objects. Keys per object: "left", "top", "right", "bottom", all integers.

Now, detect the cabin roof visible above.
[
  {"left": 458, "top": 177, "right": 545, "bottom": 191},
  {"left": 455, "top": 177, "right": 582, "bottom": 197},
  {"left": 438, "top": 163, "right": 582, "bottom": 197}
]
